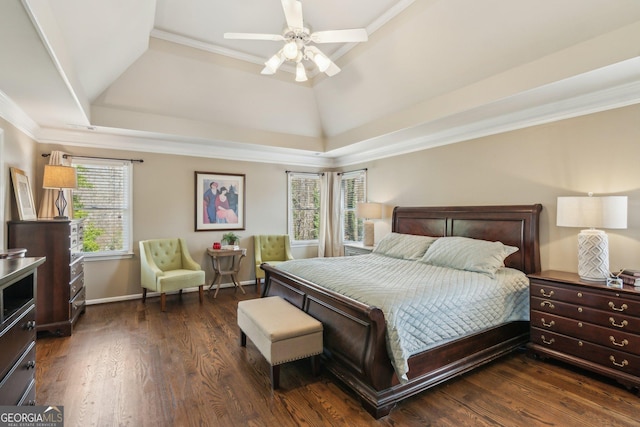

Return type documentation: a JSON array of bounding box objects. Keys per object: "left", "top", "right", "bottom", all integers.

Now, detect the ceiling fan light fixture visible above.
[
  {"left": 264, "top": 51, "right": 285, "bottom": 73},
  {"left": 295, "top": 62, "right": 308, "bottom": 82},
  {"left": 283, "top": 41, "right": 299, "bottom": 60},
  {"left": 312, "top": 51, "right": 331, "bottom": 73}
]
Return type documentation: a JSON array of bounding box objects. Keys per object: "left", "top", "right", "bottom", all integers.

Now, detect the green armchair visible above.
[
  {"left": 139, "top": 238, "right": 205, "bottom": 311},
  {"left": 254, "top": 235, "right": 294, "bottom": 294}
]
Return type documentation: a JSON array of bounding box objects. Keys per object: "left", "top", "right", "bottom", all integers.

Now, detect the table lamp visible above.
[
  {"left": 43, "top": 165, "right": 77, "bottom": 219},
  {"left": 556, "top": 193, "right": 627, "bottom": 281},
  {"left": 356, "top": 202, "right": 382, "bottom": 246}
]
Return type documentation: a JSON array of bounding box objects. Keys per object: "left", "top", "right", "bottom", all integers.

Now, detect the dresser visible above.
[
  {"left": 528, "top": 270, "right": 640, "bottom": 393},
  {"left": 8, "top": 220, "right": 85, "bottom": 336},
  {"left": 0, "top": 257, "right": 45, "bottom": 405},
  {"left": 344, "top": 243, "right": 374, "bottom": 256}
]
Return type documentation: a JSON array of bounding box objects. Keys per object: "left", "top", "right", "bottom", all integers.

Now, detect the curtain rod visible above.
[
  {"left": 337, "top": 167, "right": 367, "bottom": 176},
  {"left": 42, "top": 153, "right": 144, "bottom": 163},
  {"left": 285, "top": 170, "right": 324, "bottom": 176}
]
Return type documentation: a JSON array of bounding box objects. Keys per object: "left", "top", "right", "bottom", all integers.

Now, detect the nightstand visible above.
[
  {"left": 528, "top": 270, "right": 640, "bottom": 393},
  {"left": 344, "top": 242, "right": 374, "bottom": 256}
]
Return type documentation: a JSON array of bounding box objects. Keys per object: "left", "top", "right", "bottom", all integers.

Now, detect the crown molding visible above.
[{"left": 0, "top": 90, "right": 39, "bottom": 139}]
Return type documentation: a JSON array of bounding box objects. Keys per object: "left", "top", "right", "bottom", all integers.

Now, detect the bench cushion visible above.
[{"left": 238, "top": 296, "right": 323, "bottom": 365}]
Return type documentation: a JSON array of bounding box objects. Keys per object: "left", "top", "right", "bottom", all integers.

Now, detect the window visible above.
[
  {"left": 288, "top": 172, "right": 321, "bottom": 243},
  {"left": 71, "top": 158, "right": 133, "bottom": 258},
  {"left": 340, "top": 170, "right": 367, "bottom": 242}
]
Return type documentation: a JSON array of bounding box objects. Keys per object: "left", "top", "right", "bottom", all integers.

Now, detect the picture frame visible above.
[
  {"left": 10, "top": 168, "right": 37, "bottom": 220},
  {"left": 195, "top": 171, "right": 245, "bottom": 231}
]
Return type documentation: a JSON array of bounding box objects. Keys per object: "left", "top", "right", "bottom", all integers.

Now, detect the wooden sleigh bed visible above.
[{"left": 261, "top": 204, "right": 542, "bottom": 418}]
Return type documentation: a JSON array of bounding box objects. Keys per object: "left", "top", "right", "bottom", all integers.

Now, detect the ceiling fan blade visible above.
[
  {"left": 281, "top": 0, "right": 303, "bottom": 30},
  {"left": 224, "top": 33, "right": 284, "bottom": 41},
  {"left": 310, "top": 29, "right": 368, "bottom": 44}
]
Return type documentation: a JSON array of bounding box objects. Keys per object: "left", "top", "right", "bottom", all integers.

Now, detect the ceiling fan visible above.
[{"left": 224, "top": 0, "right": 368, "bottom": 82}]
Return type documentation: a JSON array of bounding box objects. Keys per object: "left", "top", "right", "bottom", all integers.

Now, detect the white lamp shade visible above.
[
  {"left": 356, "top": 202, "right": 382, "bottom": 219},
  {"left": 557, "top": 196, "right": 627, "bottom": 229},
  {"left": 557, "top": 194, "right": 627, "bottom": 281},
  {"left": 42, "top": 165, "right": 77, "bottom": 189}
]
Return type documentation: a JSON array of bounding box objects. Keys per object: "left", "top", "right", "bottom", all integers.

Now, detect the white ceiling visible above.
[{"left": 1, "top": 0, "right": 640, "bottom": 167}]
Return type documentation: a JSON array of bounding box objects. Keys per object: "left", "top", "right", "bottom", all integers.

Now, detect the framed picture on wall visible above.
[
  {"left": 10, "top": 168, "right": 37, "bottom": 220},
  {"left": 195, "top": 171, "right": 245, "bottom": 231}
]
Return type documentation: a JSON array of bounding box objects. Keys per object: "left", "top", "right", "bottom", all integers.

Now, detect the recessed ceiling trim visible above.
[{"left": 0, "top": 90, "right": 39, "bottom": 139}]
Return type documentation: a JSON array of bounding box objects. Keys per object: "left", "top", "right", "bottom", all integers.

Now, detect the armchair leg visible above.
[
  {"left": 161, "top": 293, "right": 166, "bottom": 312},
  {"left": 142, "top": 288, "right": 147, "bottom": 303},
  {"left": 255, "top": 278, "right": 261, "bottom": 295},
  {"left": 198, "top": 285, "right": 204, "bottom": 304}
]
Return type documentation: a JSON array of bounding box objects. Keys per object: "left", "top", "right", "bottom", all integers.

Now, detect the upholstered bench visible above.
[{"left": 237, "top": 296, "right": 323, "bottom": 389}]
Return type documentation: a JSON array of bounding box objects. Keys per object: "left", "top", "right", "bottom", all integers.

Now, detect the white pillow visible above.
[
  {"left": 419, "top": 236, "right": 518, "bottom": 277},
  {"left": 373, "top": 233, "right": 439, "bottom": 260}
]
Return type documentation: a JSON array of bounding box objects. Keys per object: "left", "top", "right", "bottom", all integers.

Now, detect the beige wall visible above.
[
  {"left": 362, "top": 104, "right": 640, "bottom": 274},
  {"left": 34, "top": 144, "right": 319, "bottom": 301},
  {"left": 3, "top": 104, "right": 639, "bottom": 302},
  {"left": 1, "top": 118, "right": 38, "bottom": 247}
]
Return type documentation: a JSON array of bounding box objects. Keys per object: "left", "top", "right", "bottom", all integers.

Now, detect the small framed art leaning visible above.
[
  {"left": 10, "top": 168, "right": 37, "bottom": 220},
  {"left": 195, "top": 171, "right": 245, "bottom": 231}
]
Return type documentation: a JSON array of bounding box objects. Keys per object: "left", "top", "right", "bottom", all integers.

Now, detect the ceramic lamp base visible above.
[
  {"left": 577, "top": 229, "right": 610, "bottom": 281},
  {"left": 363, "top": 221, "right": 375, "bottom": 246}
]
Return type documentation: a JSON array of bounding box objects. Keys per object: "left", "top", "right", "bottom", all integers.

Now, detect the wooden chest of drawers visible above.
[
  {"left": 528, "top": 270, "right": 640, "bottom": 392},
  {"left": 0, "top": 257, "right": 45, "bottom": 405},
  {"left": 8, "top": 220, "right": 86, "bottom": 336}
]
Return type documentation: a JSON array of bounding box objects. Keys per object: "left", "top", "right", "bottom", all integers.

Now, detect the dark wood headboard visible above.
[{"left": 392, "top": 204, "right": 543, "bottom": 274}]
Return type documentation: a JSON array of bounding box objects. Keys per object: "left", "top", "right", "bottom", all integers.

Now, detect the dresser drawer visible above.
[
  {"left": 70, "top": 286, "right": 86, "bottom": 322},
  {"left": 70, "top": 273, "right": 84, "bottom": 299},
  {"left": 0, "top": 342, "right": 36, "bottom": 405},
  {"left": 530, "top": 282, "right": 640, "bottom": 316},
  {"left": 531, "top": 310, "right": 640, "bottom": 354},
  {"left": 0, "top": 305, "right": 36, "bottom": 380},
  {"left": 531, "top": 327, "right": 640, "bottom": 377},
  {"left": 17, "top": 378, "right": 36, "bottom": 406},
  {"left": 70, "top": 257, "right": 84, "bottom": 280},
  {"left": 531, "top": 296, "right": 640, "bottom": 334}
]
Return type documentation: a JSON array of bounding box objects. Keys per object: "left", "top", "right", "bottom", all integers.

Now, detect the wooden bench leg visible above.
[
  {"left": 270, "top": 364, "right": 280, "bottom": 389},
  {"left": 311, "top": 355, "right": 320, "bottom": 376},
  {"left": 240, "top": 330, "right": 246, "bottom": 347}
]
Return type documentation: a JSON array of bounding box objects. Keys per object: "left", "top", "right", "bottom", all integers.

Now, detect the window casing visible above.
[
  {"left": 340, "top": 170, "right": 367, "bottom": 243},
  {"left": 71, "top": 158, "right": 133, "bottom": 258},
  {"left": 287, "top": 173, "right": 321, "bottom": 244}
]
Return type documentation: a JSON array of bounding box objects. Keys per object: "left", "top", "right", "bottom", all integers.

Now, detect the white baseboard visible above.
[{"left": 86, "top": 280, "right": 256, "bottom": 306}]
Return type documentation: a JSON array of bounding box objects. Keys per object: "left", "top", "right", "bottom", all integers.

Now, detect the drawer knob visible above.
[
  {"left": 540, "top": 318, "right": 555, "bottom": 328},
  {"left": 25, "top": 320, "right": 36, "bottom": 330},
  {"left": 608, "top": 302, "right": 628, "bottom": 312},
  {"left": 540, "top": 289, "right": 554, "bottom": 297},
  {"left": 541, "top": 335, "right": 555, "bottom": 345},
  {"left": 609, "top": 336, "right": 629, "bottom": 347},
  {"left": 577, "top": 292, "right": 583, "bottom": 298},
  {"left": 540, "top": 301, "right": 555, "bottom": 309},
  {"left": 26, "top": 360, "right": 36, "bottom": 369},
  {"left": 577, "top": 307, "right": 583, "bottom": 313},
  {"left": 609, "top": 356, "right": 629, "bottom": 368},
  {"left": 609, "top": 317, "right": 628, "bottom": 328}
]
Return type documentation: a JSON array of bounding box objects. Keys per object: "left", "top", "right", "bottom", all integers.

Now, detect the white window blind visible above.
[
  {"left": 288, "top": 172, "right": 321, "bottom": 243},
  {"left": 340, "top": 170, "right": 367, "bottom": 242},
  {"left": 71, "top": 158, "right": 133, "bottom": 257}
]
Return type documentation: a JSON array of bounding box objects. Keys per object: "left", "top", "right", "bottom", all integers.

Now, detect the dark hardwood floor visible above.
[{"left": 36, "top": 287, "right": 640, "bottom": 426}]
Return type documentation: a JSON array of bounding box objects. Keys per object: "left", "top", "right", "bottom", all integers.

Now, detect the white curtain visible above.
[
  {"left": 38, "top": 151, "right": 72, "bottom": 219},
  {"left": 318, "top": 172, "right": 342, "bottom": 257}
]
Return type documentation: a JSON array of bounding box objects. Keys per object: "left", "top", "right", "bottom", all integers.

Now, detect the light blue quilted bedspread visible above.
[{"left": 276, "top": 253, "right": 530, "bottom": 381}]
